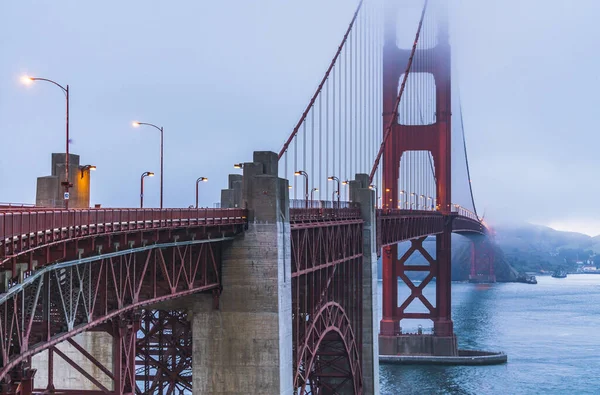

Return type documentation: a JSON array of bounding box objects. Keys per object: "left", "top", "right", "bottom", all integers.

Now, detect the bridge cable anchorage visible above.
[{"left": 369, "top": 0, "right": 429, "bottom": 184}]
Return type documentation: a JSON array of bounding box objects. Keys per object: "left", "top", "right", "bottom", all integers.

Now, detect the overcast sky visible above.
[{"left": 1, "top": 1, "right": 598, "bottom": 236}]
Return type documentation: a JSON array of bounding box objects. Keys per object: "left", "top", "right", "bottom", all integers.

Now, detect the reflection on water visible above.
[{"left": 379, "top": 275, "right": 600, "bottom": 394}]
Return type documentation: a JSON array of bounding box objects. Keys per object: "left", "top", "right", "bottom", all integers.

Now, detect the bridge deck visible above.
[{"left": 0, "top": 208, "right": 247, "bottom": 266}]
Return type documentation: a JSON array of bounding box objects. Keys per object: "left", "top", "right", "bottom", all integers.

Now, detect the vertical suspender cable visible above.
[{"left": 370, "top": 0, "right": 429, "bottom": 183}]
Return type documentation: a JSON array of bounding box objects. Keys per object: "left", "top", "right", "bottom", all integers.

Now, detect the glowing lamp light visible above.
[
  {"left": 20, "top": 75, "right": 34, "bottom": 85},
  {"left": 132, "top": 121, "right": 141, "bottom": 127}
]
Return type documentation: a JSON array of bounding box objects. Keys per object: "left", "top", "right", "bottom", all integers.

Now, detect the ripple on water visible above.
[{"left": 378, "top": 275, "right": 600, "bottom": 395}]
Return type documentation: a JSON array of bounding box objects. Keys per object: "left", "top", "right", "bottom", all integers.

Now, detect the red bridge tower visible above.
[{"left": 379, "top": 0, "right": 458, "bottom": 356}]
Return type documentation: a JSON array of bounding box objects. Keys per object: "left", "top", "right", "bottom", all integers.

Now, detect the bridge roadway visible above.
[
  {"left": 0, "top": 213, "right": 485, "bottom": 389},
  {"left": 0, "top": 156, "right": 485, "bottom": 394}
]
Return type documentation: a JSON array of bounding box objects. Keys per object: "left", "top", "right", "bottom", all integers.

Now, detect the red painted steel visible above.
[
  {"left": 380, "top": 0, "right": 457, "bottom": 340},
  {"left": 376, "top": 209, "right": 444, "bottom": 252},
  {"left": 290, "top": 207, "right": 362, "bottom": 223},
  {"left": 291, "top": 219, "right": 364, "bottom": 394},
  {"left": 0, "top": 241, "right": 223, "bottom": 394},
  {"left": 136, "top": 310, "right": 192, "bottom": 394},
  {"left": 469, "top": 237, "right": 496, "bottom": 282},
  {"left": 0, "top": 208, "right": 247, "bottom": 267},
  {"left": 278, "top": 1, "right": 364, "bottom": 160}
]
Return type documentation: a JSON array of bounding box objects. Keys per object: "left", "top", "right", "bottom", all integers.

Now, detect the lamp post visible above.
[
  {"left": 133, "top": 122, "right": 164, "bottom": 208},
  {"left": 140, "top": 171, "right": 155, "bottom": 208},
  {"left": 419, "top": 194, "right": 425, "bottom": 210},
  {"left": 233, "top": 163, "right": 244, "bottom": 169},
  {"left": 342, "top": 180, "right": 349, "bottom": 202},
  {"left": 410, "top": 192, "right": 416, "bottom": 210},
  {"left": 400, "top": 190, "right": 405, "bottom": 210},
  {"left": 369, "top": 185, "right": 377, "bottom": 208},
  {"left": 294, "top": 170, "right": 309, "bottom": 208},
  {"left": 22, "top": 76, "right": 72, "bottom": 209},
  {"left": 79, "top": 165, "right": 96, "bottom": 179},
  {"left": 310, "top": 187, "right": 319, "bottom": 202},
  {"left": 195, "top": 177, "right": 208, "bottom": 208},
  {"left": 327, "top": 176, "right": 340, "bottom": 208}
]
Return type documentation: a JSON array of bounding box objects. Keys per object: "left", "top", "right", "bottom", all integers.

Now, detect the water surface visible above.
[{"left": 378, "top": 275, "right": 600, "bottom": 394}]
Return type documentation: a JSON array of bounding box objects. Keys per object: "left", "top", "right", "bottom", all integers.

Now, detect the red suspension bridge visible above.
[{"left": 1, "top": 1, "right": 502, "bottom": 394}]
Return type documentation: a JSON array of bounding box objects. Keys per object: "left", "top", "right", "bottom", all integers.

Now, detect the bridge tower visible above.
[
  {"left": 379, "top": 0, "right": 457, "bottom": 356},
  {"left": 469, "top": 236, "right": 497, "bottom": 283}
]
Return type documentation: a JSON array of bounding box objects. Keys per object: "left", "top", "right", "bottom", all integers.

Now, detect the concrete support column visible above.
[
  {"left": 192, "top": 151, "right": 293, "bottom": 395},
  {"left": 31, "top": 331, "right": 113, "bottom": 391},
  {"left": 352, "top": 173, "right": 379, "bottom": 395},
  {"left": 220, "top": 174, "right": 242, "bottom": 208},
  {"left": 36, "top": 153, "right": 91, "bottom": 208}
]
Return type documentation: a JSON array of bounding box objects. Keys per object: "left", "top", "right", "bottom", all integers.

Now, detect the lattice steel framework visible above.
[
  {"left": 136, "top": 310, "right": 192, "bottom": 395},
  {"left": 379, "top": 0, "right": 456, "bottom": 340},
  {"left": 291, "top": 219, "right": 364, "bottom": 394},
  {"left": 0, "top": 240, "right": 225, "bottom": 394}
]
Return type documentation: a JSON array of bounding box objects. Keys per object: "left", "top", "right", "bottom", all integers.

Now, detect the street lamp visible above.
[
  {"left": 133, "top": 121, "right": 164, "bottom": 209},
  {"left": 140, "top": 171, "right": 155, "bottom": 208},
  {"left": 80, "top": 165, "right": 96, "bottom": 179},
  {"left": 310, "top": 187, "right": 319, "bottom": 206},
  {"left": 410, "top": 192, "right": 416, "bottom": 210},
  {"left": 294, "top": 170, "right": 309, "bottom": 208},
  {"left": 22, "top": 75, "right": 72, "bottom": 209},
  {"left": 400, "top": 190, "right": 405, "bottom": 210},
  {"left": 368, "top": 185, "right": 378, "bottom": 207},
  {"left": 195, "top": 177, "right": 208, "bottom": 208},
  {"left": 233, "top": 163, "right": 244, "bottom": 169},
  {"left": 327, "top": 176, "right": 340, "bottom": 207},
  {"left": 341, "top": 180, "right": 350, "bottom": 202},
  {"left": 419, "top": 194, "right": 425, "bottom": 210}
]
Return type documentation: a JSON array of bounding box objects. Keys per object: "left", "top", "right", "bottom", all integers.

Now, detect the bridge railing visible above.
[
  {"left": 450, "top": 205, "right": 479, "bottom": 221},
  {"left": 377, "top": 208, "right": 443, "bottom": 217},
  {"left": 0, "top": 203, "right": 44, "bottom": 212},
  {"left": 289, "top": 200, "right": 361, "bottom": 222},
  {"left": 289, "top": 199, "right": 354, "bottom": 209},
  {"left": 0, "top": 208, "right": 247, "bottom": 247}
]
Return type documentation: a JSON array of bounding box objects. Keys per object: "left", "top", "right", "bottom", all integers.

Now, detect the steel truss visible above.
[
  {"left": 136, "top": 310, "right": 192, "bottom": 395},
  {"left": 291, "top": 220, "right": 364, "bottom": 394},
  {"left": 0, "top": 240, "right": 225, "bottom": 394},
  {"left": 393, "top": 236, "right": 437, "bottom": 321},
  {"left": 376, "top": 210, "right": 444, "bottom": 251}
]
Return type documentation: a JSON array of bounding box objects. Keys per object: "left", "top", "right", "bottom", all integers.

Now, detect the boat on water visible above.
[
  {"left": 552, "top": 270, "right": 567, "bottom": 278},
  {"left": 516, "top": 272, "right": 538, "bottom": 284}
]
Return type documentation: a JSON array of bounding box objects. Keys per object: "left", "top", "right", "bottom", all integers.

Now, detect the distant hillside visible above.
[
  {"left": 375, "top": 223, "right": 598, "bottom": 282},
  {"left": 493, "top": 223, "right": 600, "bottom": 273}
]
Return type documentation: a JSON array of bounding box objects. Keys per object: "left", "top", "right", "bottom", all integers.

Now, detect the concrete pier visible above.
[
  {"left": 36, "top": 153, "right": 92, "bottom": 208},
  {"left": 31, "top": 332, "right": 113, "bottom": 391},
  {"left": 353, "top": 174, "right": 380, "bottom": 395},
  {"left": 192, "top": 151, "right": 293, "bottom": 395}
]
